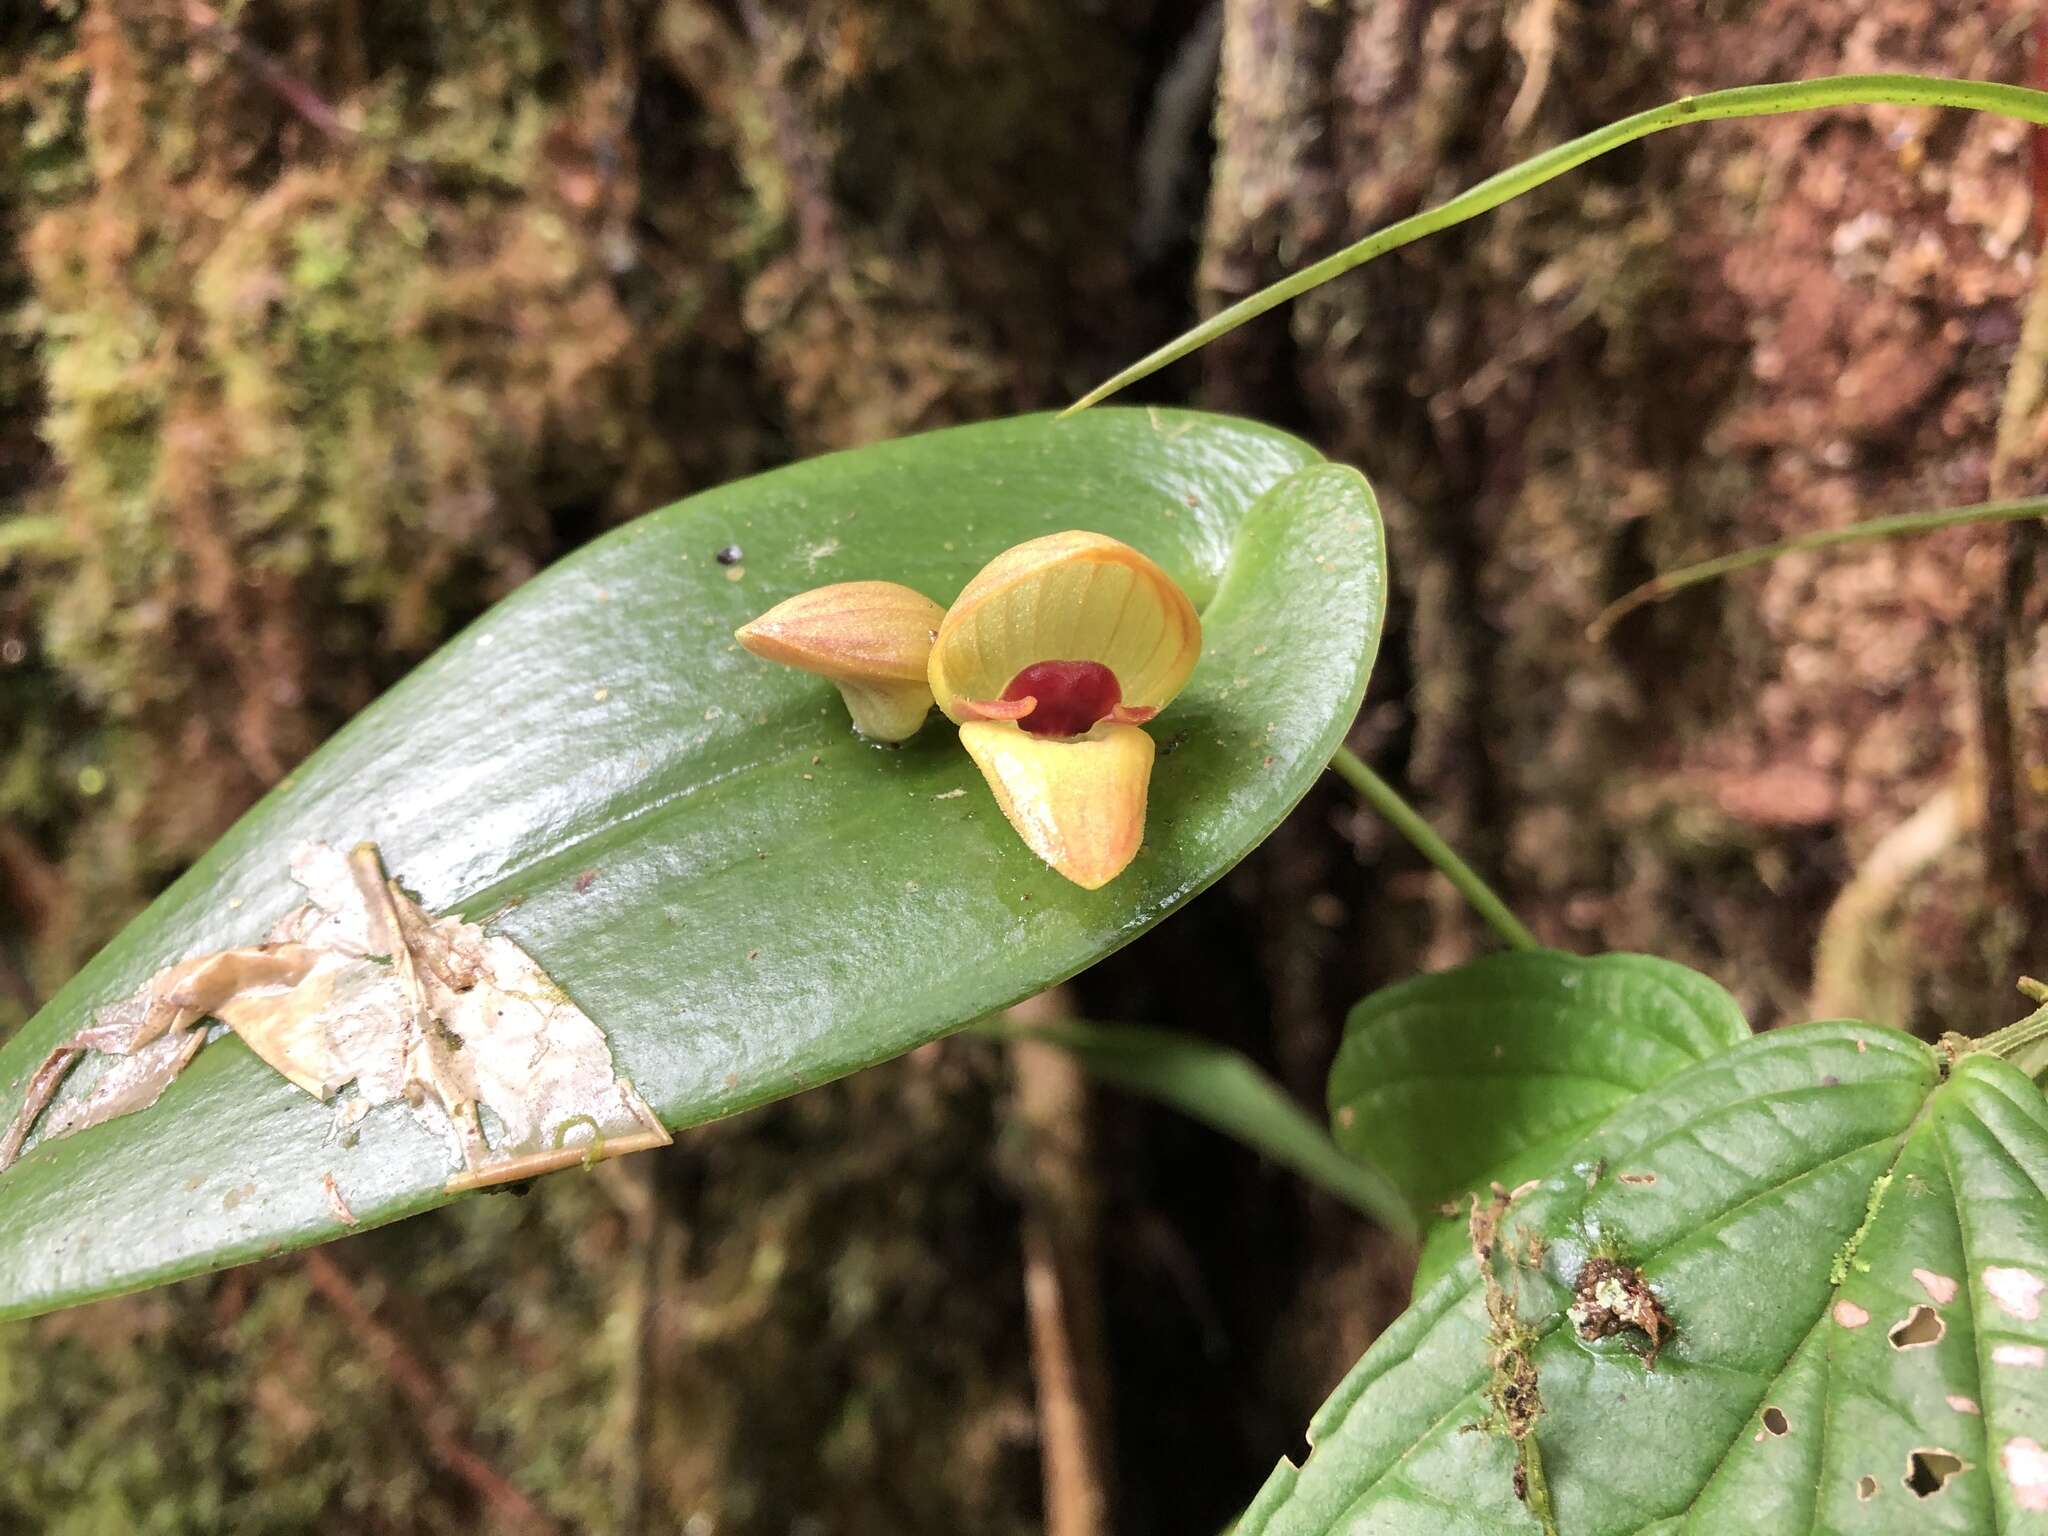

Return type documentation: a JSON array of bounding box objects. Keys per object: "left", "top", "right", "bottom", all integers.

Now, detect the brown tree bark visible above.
[{"left": 4, "top": 3, "right": 2045, "bottom": 1533}]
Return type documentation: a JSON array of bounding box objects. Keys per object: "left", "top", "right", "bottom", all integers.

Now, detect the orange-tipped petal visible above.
[
  {"left": 929, "top": 532, "right": 1200, "bottom": 726},
  {"left": 736, "top": 580, "right": 945, "bottom": 741},
  {"left": 958, "top": 720, "right": 1154, "bottom": 890},
  {"left": 956, "top": 695, "right": 1038, "bottom": 723}
]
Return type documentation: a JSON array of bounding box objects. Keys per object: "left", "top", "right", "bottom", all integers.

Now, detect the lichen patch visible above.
[{"left": 0, "top": 842, "right": 669, "bottom": 1190}]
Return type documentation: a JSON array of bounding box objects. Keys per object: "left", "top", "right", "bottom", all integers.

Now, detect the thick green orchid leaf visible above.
[
  {"left": 1329, "top": 952, "right": 1752, "bottom": 1292},
  {"left": 0, "top": 408, "right": 1386, "bottom": 1320},
  {"left": 1248, "top": 1020, "right": 2048, "bottom": 1536}
]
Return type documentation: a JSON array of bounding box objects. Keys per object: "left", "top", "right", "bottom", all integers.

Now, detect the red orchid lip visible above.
[{"left": 958, "top": 660, "right": 1161, "bottom": 738}]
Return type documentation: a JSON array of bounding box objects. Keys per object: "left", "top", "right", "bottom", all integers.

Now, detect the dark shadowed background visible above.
[{"left": 2, "top": 1, "right": 2044, "bottom": 1531}]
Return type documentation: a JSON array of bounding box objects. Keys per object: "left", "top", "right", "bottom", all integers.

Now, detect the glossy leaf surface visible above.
[
  {"left": 1330, "top": 952, "right": 1751, "bottom": 1290},
  {"left": 1252, "top": 1017, "right": 2048, "bottom": 1535},
  {"left": 0, "top": 409, "right": 1387, "bottom": 1319}
]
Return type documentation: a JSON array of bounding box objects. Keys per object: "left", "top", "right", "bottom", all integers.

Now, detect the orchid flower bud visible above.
[
  {"left": 931, "top": 532, "right": 1201, "bottom": 889},
  {"left": 736, "top": 580, "right": 945, "bottom": 742}
]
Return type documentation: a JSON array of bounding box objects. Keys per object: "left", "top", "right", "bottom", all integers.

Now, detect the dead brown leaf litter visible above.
[{"left": 0, "top": 843, "right": 667, "bottom": 1190}]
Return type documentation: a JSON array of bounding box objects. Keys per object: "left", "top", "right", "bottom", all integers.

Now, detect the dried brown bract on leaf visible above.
[{"left": 0, "top": 843, "right": 668, "bottom": 1190}]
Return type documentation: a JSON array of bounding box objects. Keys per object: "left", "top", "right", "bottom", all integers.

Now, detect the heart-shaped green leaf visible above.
[
  {"left": 1330, "top": 952, "right": 1752, "bottom": 1291},
  {"left": 0, "top": 408, "right": 1387, "bottom": 1320},
  {"left": 1249, "top": 1016, "right": 2048, "bottom": 1535}
]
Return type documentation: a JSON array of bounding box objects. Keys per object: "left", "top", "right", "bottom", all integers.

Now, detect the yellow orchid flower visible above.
[
  {"left": 737, "top": 532, "right": 1200, "bottom": 889},
  {"left": 932, "top": 531, "right": 1200, "bottom": 889},
  {"left": 734, "top": 580, "right": 945, "bottom": 742}
]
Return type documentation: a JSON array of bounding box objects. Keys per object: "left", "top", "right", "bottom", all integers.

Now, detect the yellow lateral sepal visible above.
[{"left": 958, "top": 720, "right": 1155, "bottom": 889}]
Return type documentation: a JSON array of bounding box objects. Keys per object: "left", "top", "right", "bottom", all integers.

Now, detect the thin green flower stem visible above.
[
  {"left": 1327, "top": 746, "right": 1539, "bottom": 952},
  {"left": 1979, "top": 999, "right": 2048, "bottom": 1085},
  {"left": 1589, "top": 494, "right": 2048, "bottom": 639},
  {"left": 1064, "top": 74, "right": 2048, "bottom": 414}
]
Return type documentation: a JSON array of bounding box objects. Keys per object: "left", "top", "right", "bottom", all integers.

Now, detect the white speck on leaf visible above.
[{"left": 1834, "top": 1300, "right": 1871, "bottom": 1329}]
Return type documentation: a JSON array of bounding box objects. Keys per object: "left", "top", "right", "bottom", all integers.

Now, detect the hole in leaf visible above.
[
  {"left": 1761, "top": 1406, "right": 1789, "bottom": 1436},
  {"left": 1906, "top": 1449, "right": 1966, "bottom": 1497},
  {"left": 1857, "top": 1476, "right": 1878, "bottom": 1501},
  {"left": 1889, "top": 1304, "right": 1945, "bottom": 1349}
]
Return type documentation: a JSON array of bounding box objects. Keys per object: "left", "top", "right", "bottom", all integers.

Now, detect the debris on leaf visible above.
[
  {"left": 1461, "top": 1181, "right": 1558, "bottom": 1536},
  {"left": 322, "top": 1172, "right": 359, "bottom": 1226},
  {"left": 1567, "top": 1256, "right": 1673, "bottom": 1368},
  {"left": 0, "top": 843, "right": 669, "bottom": 1191}
]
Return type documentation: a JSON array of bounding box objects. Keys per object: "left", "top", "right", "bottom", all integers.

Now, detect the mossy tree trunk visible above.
[{"left": 3, "top": 2, "right": 2043, "bottom": 1532}]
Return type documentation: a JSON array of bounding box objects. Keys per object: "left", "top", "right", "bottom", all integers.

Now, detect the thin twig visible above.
[
  {"left": 1808, "top": 766, "right": 1978, "bottom": 1025},
  {"left": 1006, "top": 993, "right": 1114, "bottom": 1536},
  {"left": 301, "top": 1249, "right": 564, "bottom": 1536},
  {"left": 1586, "top": 495, "right": 2048, "bottom": 640},
  {"left": 734, "top": 0, "right": 840, "bottom": 270},
  {"left": 180, "top": 0, "right": 353, "bottom": 143},
  {"left": 1327, "top": 746, "right": 1539, "bottom": 952},
  {"left": 600, "top": 1157, "right": 663, "bottom": 1536},
  {"left": 1981, "top": 205, "right": 2048, "bottom": 950}
]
